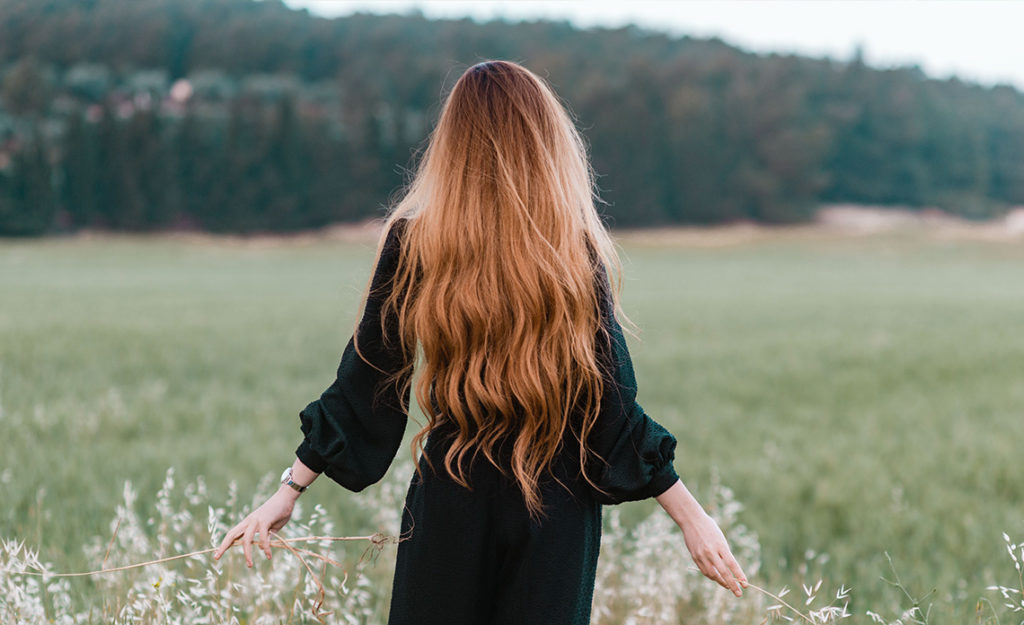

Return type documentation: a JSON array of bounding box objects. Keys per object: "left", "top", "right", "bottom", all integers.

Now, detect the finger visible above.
[
  {"left": 716, "top": 553, "right": 749, "bottom": 594},
  {"left": 242, "top": 524, "right": 256, "bottom": 568},
  {"left": 714, "top": 556, "right": 742, "bottom": 596},
  {"left": 258, "top": 521, "right": 272, "bottom": 560},
  {"left": 697, "top": 554, "right": 727, "bottom": 589},
  {"left": 213, "top": 536, "right": 227, "bottom": 560},
  {"left": 695, "top": 555, "right": 718, "bottom": 583},
  {"left": 712, "top": 553, "right": 744, "bottom": 597},
  {"left": 213, "top": 526, "right": 241, "bottom": 560},
  {"left": 697, "top": 554, "right": 715, "bottom": 575},
  {"left": 720, "top": 550, "right": 749, "bottom": 588},
  {"left": 703, "top": 560, "right": 725, "bottom": 586}
]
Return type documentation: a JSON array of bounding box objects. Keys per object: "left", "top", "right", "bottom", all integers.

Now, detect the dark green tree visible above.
[
  {"left": 60, "top": 109, "right": 100, "bottom": 228},
  {"left": 0, "top": 126, "right": 55, "bottom": 235}
]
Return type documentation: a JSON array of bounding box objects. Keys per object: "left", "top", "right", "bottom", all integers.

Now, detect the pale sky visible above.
[{"left": 282, "top": 0, "right": 1024, "bottom": 91}]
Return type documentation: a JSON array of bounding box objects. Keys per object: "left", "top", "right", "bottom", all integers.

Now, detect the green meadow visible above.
[{"left": 2, "top": 229, "right": 1023, "bottom": 622}]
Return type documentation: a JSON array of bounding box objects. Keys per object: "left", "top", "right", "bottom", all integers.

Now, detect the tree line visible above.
[{"left": 0, "top": 0, "right": 1022, "bottom": 235}]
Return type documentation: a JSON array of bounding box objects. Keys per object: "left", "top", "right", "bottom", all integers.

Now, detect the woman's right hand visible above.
[
  {"left": 212, "top": 486, "right": 299, "bottom": 567},
  {"left": 678, "top": 507, "right": 748, "bottom": 597}
]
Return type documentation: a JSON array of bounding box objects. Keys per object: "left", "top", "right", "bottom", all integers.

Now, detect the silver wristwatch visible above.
[{"left": 280, "top": 467, "right": 307, "bottom": 494}]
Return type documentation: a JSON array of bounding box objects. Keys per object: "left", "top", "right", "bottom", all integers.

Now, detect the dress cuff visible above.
[
  {"left": 295, "top": 438, "right": 328, "bottom": 474},
  {"left": 640, "top": 463, "right": 680, "bottom": 500}
]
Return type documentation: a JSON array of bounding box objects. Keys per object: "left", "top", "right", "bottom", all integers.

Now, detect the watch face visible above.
[{"left": 281, "top": 468, "right": 291, "bottom": 483}]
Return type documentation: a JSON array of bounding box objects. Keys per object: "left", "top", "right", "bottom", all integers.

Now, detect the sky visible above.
[{"left": 282, "top": 0, "right": 1024, "bottom": 91}]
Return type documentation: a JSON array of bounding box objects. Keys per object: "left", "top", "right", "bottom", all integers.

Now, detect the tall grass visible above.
[
  {"left": 2, "top": 460, "right": 1022, "bottom": 623},
  {"left": 2, "top": 230, "right": 1024, "bottom": 622}
]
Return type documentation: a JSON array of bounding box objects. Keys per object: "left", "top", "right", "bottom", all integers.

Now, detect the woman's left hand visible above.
[{"left": 212, "top": 486, "right": 298, "bottom": 567}]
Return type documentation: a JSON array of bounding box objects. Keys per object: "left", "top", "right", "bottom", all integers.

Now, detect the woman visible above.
[{"left": 213, "top": 59, "right": 747, "bottom": 624}]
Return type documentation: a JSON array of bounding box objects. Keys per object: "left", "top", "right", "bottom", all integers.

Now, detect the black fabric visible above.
[
  {"left": 389, "top": 421, "right": 603, "bottom": 625},
  {"left": 294, "top": 218, "right": 681, "bottom": 623},
  {"left": 295, "top": 218, "right": 413, "bottom": 490}
]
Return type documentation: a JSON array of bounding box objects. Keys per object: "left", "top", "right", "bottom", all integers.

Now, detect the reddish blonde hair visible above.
[{"left": 360, "top": 60, "right": 627, "bottom": 522}]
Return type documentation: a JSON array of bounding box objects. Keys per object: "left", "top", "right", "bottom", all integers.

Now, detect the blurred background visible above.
[
  {"left": 0, "top": 0, "right": 1022, "bottom": 234},
  {"left": 2, "top": 1, "right": 1024, "bottom": 624}
]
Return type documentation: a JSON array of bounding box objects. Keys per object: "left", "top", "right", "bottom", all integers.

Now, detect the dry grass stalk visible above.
[{"left": 17, "top": 530, "right": 404, "bottom": 624}]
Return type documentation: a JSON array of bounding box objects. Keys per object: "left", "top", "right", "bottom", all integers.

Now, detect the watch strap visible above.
[{"left": 281, "top": 467, "right": 307, "bottom": 493}]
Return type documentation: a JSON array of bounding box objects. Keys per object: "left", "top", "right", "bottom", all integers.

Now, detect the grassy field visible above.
[{"left": 2, "top": 227, "right": 1023, "bottom": 622}]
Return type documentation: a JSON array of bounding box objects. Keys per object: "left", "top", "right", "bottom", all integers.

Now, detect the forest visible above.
[{"left": 0, "top": 0, "right": 1022, "bottom": 235}]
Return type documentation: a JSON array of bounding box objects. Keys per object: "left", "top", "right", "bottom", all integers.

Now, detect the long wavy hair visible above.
[{"left": 357, "top": 60, "right": 628, "bottom": 522}]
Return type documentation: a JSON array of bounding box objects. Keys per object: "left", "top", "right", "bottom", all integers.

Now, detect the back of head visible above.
[{"left": 377, "top": 60, "right": 625, "bottom": 522}]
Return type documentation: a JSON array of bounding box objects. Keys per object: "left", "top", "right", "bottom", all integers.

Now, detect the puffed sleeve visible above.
[
  {"left": 586, "top": 263, "right": 681, "bottom": 505},
  {"left": 294, "top": 218, "right": 413, "bottom": 492}
]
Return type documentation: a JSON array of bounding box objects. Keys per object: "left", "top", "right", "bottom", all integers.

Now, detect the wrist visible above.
[
  {"left": 279, "top": 466, "right": 309, "bottom": 497},
  {"left": 657, "top": 480, "right": 708, "bottom": 526},
  {"left": 290, "top": 457, "right": 320, "bottom": 488},
  {"left": 277, "top": 482, "right": 303, "bottom": 501},
  {"left": 678, "top": 502, "right": 709, "bottom": 526}
]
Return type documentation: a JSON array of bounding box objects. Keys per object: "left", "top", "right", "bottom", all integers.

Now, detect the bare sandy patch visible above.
[
  {"left": 615, "top": 204, "right": 1024, "bottom": 248},
  {"left": 28, "top": 204, "right": 1024, "bottom": 250}
]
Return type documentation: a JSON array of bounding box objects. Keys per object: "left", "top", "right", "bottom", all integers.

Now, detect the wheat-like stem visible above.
[
  {"left": 686, "top": 565, "right": 818, "bottom": 625},
  {"left": 15, "top": 533, "right": 388, "bottom": 578}
]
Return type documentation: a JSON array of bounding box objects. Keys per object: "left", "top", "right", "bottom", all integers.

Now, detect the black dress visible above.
[{"left": 295, "top": 218, "right": 681, "bottom": 625}]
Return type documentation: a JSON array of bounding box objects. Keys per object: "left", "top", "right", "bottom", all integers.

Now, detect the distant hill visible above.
[{"left": 0, "top": 0, "right": 1022, "bottom": 234}]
